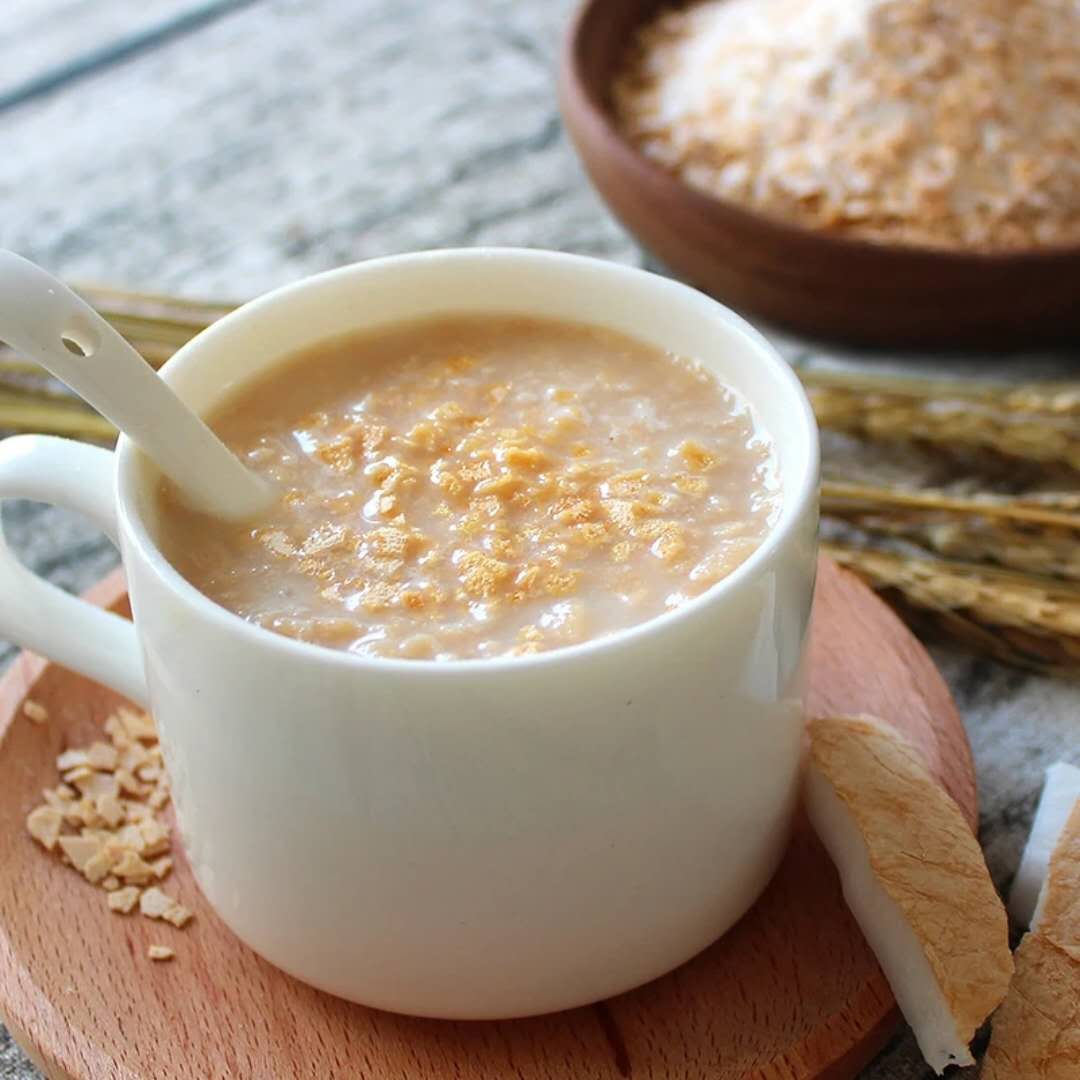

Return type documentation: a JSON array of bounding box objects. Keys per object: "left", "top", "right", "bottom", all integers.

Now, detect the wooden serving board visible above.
[{"left": 0, "top": 556, "right": 975, "bottom": 1080}]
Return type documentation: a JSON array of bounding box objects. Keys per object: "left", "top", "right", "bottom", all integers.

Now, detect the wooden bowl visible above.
[{"left": 558, "top": 0, "right": 1080, "bottom": 349}]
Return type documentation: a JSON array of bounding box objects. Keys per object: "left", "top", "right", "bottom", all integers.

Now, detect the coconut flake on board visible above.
[
  {"left": 1009, "top": 761, "right": 1080, "bottom": 930},
  {"left": 804, "top": 713, "right": 1012, "bottom": 1075},
  {"left": 24, "top": 705, "right": 188, "bottom": 961},
  {"left": 983, "top": 796, "right": 1080, "bottom": 1077}
]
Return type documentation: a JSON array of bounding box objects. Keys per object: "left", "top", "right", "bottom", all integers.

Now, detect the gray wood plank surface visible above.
[
  {"left": 0, "top": 0, "right": 257, "bottom": 106},
  {"left": 0, "top": 2, "right": 1077, "bottom": 1077},
  {"left": 1, "top": 0, "right": 626, "bottom": 296}
]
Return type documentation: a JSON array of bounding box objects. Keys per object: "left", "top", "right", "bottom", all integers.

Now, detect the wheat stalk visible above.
[
  {"left": 822, "top": 481, "right": 1080, "bottom": 580},
  {"left": 0, "top": 284, "right": 229, "bottom": 376},
  {"left": 71, "top": 282, "right": 232, "bottom": 342},
  {"left": 826, "top": 542, "right": 1080, "bottom": 678},
  {"left": 804, "top": 371, "right": 1080, "bottom": 472},
  {"left": 0, "top": 390, "right": 115, "bottom": 441},
  {"left": 802, "top": 368, "right": 1080, "bottom": 416}
]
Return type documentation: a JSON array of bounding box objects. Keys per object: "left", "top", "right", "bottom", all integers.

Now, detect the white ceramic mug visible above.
[{"left": 0, "top": 250, "right": 818, "bottom": 1018}]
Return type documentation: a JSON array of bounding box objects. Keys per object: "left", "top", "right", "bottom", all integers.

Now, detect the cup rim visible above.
[{"left": 115, "top": 248, "right": 819, "bottom": 675}]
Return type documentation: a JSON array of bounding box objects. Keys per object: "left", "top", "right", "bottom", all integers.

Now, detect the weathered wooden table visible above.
[{"left": 1, "top": 2, "right": 1077, "bottom": 1077}]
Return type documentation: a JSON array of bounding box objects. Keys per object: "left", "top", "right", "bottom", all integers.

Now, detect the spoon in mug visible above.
[{"left": 0, "top": 251, "right": 274, "bottom": 521}]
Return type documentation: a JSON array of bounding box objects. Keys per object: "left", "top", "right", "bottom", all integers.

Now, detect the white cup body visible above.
[{"left": 112, "top": 250, "right": 818, "bottom": 1018}]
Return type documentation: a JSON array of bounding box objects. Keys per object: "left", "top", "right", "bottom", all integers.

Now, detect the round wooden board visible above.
[{"left": 0, "top": 555, "right": 975, "bottom": 1080}]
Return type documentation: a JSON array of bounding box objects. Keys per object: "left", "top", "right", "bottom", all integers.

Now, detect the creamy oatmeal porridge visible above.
[{"left": 157, "top": 314, "right": 779, "bottom": 660}]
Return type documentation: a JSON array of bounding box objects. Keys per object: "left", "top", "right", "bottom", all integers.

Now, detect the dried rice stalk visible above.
[
  {"left": 72, "top": 282, "right": 231, "bottom": 344},
  {"left": 0, "top": 390, "right": 115, "bottom": 442},
  {"left": 0, "top": 284, "right": 230, "bottom": 438},
  {"left": 826, "top": 542, "right": 1080, "bottom": 679},
  {"left": 804, "top": 369, "right": 1080, "bottom": 417},
  {"left": 822, "top": 481, "right": 1080, "bottom": 580},
  {"left": 803, "top": 370, "right": 1080, "bottom": 472},
  {"left": 0, "top": 284, "right": 230, "bottom": 377}
]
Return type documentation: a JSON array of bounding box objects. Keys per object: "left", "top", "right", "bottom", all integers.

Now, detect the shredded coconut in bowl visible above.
[{"left": 614, "top": 0, "right": 1080, "bottom": 251}]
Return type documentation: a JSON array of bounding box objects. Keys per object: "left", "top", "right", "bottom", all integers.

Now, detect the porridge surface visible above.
[{"left": 158, "top": 314, "right": 779, "bottom": 660}]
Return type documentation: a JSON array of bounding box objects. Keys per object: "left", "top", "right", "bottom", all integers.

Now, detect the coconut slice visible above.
[
  {"left": 1009, "top": 761, "right": 1080, "bottom": 930},
  {"left": 805, "top": 714, "right": 1012, "bottom": 1075},
  {"left": 983, "top": 800, "right": 1080, "bottom": 1077},
  {"left": 1035, "top": 799, "right": 1080, "bottom": 952}
]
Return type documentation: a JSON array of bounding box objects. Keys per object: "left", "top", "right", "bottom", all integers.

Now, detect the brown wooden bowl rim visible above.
[{"left": 559, "top": 0, "right": 1080, "bottom": 271}]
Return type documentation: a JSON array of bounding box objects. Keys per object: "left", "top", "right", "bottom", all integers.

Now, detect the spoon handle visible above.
[{"left": 0, "top": 251, "right": 272, "bottom": 520}]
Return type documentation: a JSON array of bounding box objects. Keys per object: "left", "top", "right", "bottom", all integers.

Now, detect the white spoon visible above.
[{"left": 0, "top": 250, "right": 274, "bottom": 521}]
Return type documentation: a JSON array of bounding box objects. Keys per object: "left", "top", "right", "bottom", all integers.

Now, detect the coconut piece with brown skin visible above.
[
  {"left": 1034, "top": 800, "right": 1080, "bottom": 950},
  {"left": 1009, "top": 761, "right": 1080, "bottom": 930},
  {"left": 983, "top": 799, "right": 1080, "bottom": 1078},
  {"left": 804, "top": 714, "right": 1012, "bottom": 1075}
]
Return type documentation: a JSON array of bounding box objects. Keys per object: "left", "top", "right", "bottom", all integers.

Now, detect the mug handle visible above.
[{"left": 0, "top": 434, "right": 148, "bottom": 706}]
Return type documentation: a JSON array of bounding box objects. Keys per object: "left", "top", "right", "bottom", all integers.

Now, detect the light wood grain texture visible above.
[{"left": 0, "top": 556, "right": 975, "bottom": 1079}]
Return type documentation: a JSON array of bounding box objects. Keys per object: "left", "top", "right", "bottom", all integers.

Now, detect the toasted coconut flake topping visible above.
[
  {"left": 25, "top": 806, "right": 62, "bottom": 851},
  {"left": 22, "top": 700, "right": 48, "bottom": 724},
  {"left": 107, "top": 886, "right": 141, "bottom": 914},
  {"left": 139, "top": 886, "right": 176, "bottom": 920},
  {"left": 25, "top": 706, "right": 193, "bottom": 960}
]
